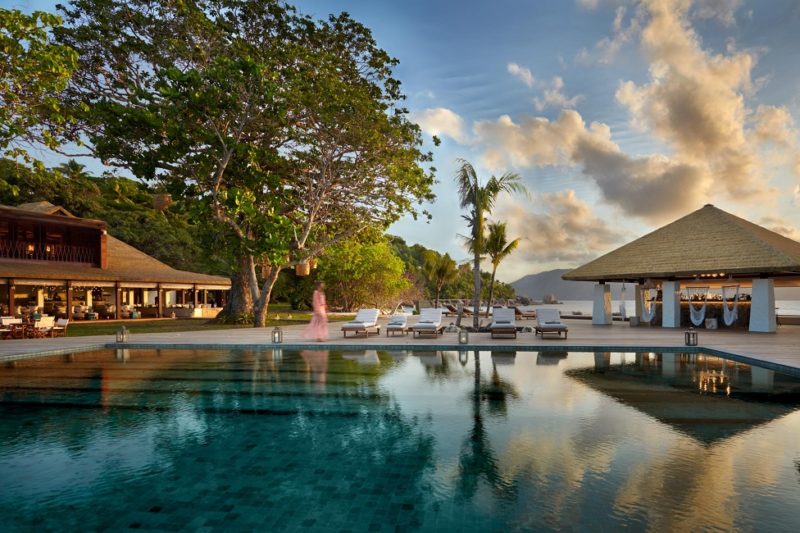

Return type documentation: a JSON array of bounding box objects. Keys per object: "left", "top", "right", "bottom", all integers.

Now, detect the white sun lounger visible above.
[
  {"left": 488, "top": 308, "right": 517, "bottom": 339},
  {"left": 535, "top": 308, "right": 568, "bottom": 339},
  {"left": 385, "top": 315, "right": 409, "bottom": 336},
  {"left": 341, "top": 308, "right": 381, "bottom": 337},
  {"left": 410, "top": 308, "right": 443, "bottom": 337}
]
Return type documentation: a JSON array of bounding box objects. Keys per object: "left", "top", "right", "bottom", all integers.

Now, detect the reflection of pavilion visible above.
[
  {"left": 341, "top": 350, "right": 380, "bottom": 365},
  {"left": 536, "top": 351, "right": 567, "bottom": 366},
  {"left": 568, "top": 352, "right": 800, "bottom": 444}
]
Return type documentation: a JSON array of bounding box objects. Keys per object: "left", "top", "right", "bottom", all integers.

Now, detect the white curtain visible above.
[
  {"left": 722, "top": 285, "right": 740, "bottom": 326},
  {"left": 640, "top": 288, "right": 657, "bottom": 322},
  {"left": 687, "top": 287, "right": 709, "bottom": 326}
]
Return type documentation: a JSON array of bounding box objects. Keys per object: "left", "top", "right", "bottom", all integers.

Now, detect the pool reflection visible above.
[{"left": 1, "top": 349, "right": 799, "bottom": 531}]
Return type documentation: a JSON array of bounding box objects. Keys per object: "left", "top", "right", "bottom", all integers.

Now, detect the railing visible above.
[{"left": 0, "top": 240, "right": 99, "bottom": 265}]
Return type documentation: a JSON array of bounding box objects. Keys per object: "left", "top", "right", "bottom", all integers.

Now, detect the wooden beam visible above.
[
  {"left": 114, "top": 282, "right": 121, "bottom": 320},
  {"left": 66, "top": 281, "right": 73, "bottom": 320},
  {"left": 7, "top": 279, "right": 14, "bottom": 316}
]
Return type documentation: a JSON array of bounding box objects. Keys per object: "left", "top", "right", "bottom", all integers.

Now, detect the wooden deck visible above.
[{"left": 1, "top": 318, "right": 799, "bottom": 375}]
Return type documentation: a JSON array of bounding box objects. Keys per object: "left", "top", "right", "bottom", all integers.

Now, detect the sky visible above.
[{"left": 6, "top": 0, "right": 800, "bottom": 283}]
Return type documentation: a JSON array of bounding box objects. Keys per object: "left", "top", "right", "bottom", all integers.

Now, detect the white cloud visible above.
[
  {"left": 410, "top": 107, "right": 467, "bottom": 144},
  {"left": 691, "top": 0, "right": 742, "bottom": 26},
  {"left": 576, "top": 4, "right": 643, "bottom": 64},
  {"left": 794, "top": 185, "right": 800, "bottom": 206},
  {"left": 534, "top": 77, "right": 584, "bottom": 111},
  {"left": 507, "top": 63, "right": 536, "bottom": 88},
  {"left": 499, "top": 190, "right": 627, "bottom": 264}
]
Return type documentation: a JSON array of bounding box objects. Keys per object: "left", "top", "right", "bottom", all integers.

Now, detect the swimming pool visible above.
[{"left": 1, "top": 348, "right": 799, "bottom": 531}]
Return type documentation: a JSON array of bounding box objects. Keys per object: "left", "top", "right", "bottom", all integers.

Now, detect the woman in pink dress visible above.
[{"left": 304, "top": 281, "right": 328, "bottom": 341}]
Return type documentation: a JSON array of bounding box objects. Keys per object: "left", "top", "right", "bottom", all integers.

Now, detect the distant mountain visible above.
[{"left": 511, "top": 269, "right": 800, "bottom": 301}]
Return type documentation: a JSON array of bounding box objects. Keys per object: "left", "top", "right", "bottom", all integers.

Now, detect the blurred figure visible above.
[{"left": 304, "top": 280, "right": 328, "bottom": 341}]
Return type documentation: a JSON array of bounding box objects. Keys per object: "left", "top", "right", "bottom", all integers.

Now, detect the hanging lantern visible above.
[
  {"left": 309, "top": 258, "right": 318, "bottom": 270},
  {"left": 458, "top": 329, "right": 469, "bottom": 344},
  {"left": 684, "top": 327, "right": 698, "bottom": 346},
  {"left": 271, "top": 326, "right": 283, "bottom": 343},
  {"left": 295, "top": 261, "right": 310, "bottom": 276}
]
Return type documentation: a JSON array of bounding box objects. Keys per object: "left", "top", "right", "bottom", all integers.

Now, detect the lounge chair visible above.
[
  {"left": 535, "top": 309, "right": 568, "bottom": 338},
  {"left": 514, "top": 305, "right": 537, "bottom": 320},
  {"left": 385, "top": 315, "right": 409, "bottom": 336},
  {"left": 51, "top": 318, "right": 69, "bottom": 337},
  {"left": 410, "top": 308, "right": 444, "bottom": 337},
  {"left": 488, "top": 308, "right": 517, "bottom": 339},
  {"left": 341, "top": 308, "right": 381, "bottom": 337}
]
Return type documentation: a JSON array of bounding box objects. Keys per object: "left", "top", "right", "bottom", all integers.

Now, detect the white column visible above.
[
  {"left": 36, "top": 288, "right": 44, "bottom": 310},
  {"left": 749, "top": 278, "right": 776, "bottom": 332},
  {"left": 592, "top": 283, "right": 612, "bottom": 325},
  {"left": 661, "top": 281, "right": 681, "bottom": 328},
  {"left": 85, "top": 290, "right": 92, "bottom": 308}
]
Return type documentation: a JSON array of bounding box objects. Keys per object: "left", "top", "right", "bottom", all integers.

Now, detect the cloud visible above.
[
  {"left": 474, "top": 110, "right": 711, "bottom": 220},
  {"left": 691, "top": 0, "right": 742, "bottom": 26},
  {"left": 498, "top": 190, "right": 627, "bottom": 264},
  {"left": 507, "top": 63, "right": 536, "bottom": 88},
  {"left": 577, "top": 5, "right": 644, "bottom": 64},
  {"left": 534, "top": 77, "right": 584, "bottom": 111},
  {"left": 410, "top": 107, "right": 467, "bottom": 144},
  {"left": 759, "top": 215, "right": 800, "bottom": 241},
  {"left": 794, "top": 185, "right": 800, "bottom": 206}
]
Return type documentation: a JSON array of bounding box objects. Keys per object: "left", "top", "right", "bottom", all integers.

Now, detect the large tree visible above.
[
  {"left": 421, "top": 251, "right": 459, "bottom": 308},
  {"left": 57, "top": 0, "right": 435, "bottom": 326},
  {"left": 0, "top": 8, "right": 76, "bottom": 164},
  {"left": 484, "top": 221, "right": 519, "bottom": 314},
  {"left": 454, "top": 159, "right": 525, "bottom": 328}
]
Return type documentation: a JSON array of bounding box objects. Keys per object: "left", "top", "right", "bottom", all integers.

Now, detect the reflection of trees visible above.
[{"left": 457, "top": 350, "right": 518, "bottom": 501}]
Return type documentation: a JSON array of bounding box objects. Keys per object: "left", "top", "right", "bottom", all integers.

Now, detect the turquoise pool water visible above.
[{"left": 1, "top": 348, "right": 800, "bottom": 531}]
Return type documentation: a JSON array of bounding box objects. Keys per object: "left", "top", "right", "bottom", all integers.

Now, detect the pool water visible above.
[{"left": 2, "top": 348, "right": 800, "bottom": 532}]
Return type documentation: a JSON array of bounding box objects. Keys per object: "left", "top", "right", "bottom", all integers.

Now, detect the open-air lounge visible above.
[{"left": 0, "top": 202, "right": 231, "bottom": 327}]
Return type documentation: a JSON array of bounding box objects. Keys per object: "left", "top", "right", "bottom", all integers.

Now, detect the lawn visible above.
[{"left": 66, "top": 305, "right": 354, "bottom": 337}]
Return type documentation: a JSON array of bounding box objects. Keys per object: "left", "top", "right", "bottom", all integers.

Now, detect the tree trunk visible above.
[
  {"left": 472, "top": 253, "right": 481, "bottom": 329},
  {"left": 435, "top": 288, "right": 441, "bottom": 308},
  {"left": 218, "top": 255, "right": 254, "bottom": 322},
  {"left": 485, "top": 267, "right": 497, "bottom": 315},
  {"left": 253, "top": 265, "right": 282, "bottom": 327}
]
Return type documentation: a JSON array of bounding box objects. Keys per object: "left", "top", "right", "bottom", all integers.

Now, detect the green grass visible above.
[{"left": 66, "top": 304, "right": 354, "bottom": 337}]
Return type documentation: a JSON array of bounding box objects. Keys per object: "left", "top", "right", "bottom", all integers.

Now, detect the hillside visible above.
[{"left": 511, "top": 269, "right": 800, "bottom": 301}]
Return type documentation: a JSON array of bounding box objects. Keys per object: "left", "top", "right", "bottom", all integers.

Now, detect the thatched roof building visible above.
[
  {"left": 562, "top": 204, "right": 800, "bottom": 332},
  {"left": 563, "top": 204, "right": 800, "bottom": 283}
]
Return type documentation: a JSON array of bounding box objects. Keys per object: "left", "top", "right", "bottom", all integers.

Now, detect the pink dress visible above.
[{"left": 304, "top": 289, "right": 328, "bottom": 341}]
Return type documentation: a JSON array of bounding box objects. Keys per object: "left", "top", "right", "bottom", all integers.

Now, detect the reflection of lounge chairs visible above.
[
  {"left": 491, "top": 351, "right": 517, "bottom": 365},
  {"left": 410, "top": 308, "right": 443, "bottom": 337},
  {"left": 415, "top": 351, "right": 442, "bottom": 367},
  {"left": 385, "top": 315, "right": 408, "bottom": 337},
  {"left": 341, "top": 309, "right": 381, "bottom": 337},
  {"left": 536, "top": 351, "right": 568, "bottom": 365},
  {"left": 342, "top": 350, "right": 380, "bottom": 364},
  {"left": 488, "top": 308, "right": 517, "bottom": 339},
  {"left": 535, "top": 309, "right": 568, "bottom": 338}
]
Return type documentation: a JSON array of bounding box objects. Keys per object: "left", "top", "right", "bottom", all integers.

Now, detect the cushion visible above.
[{"left": 545, "top": 321, "right": 561, "bottom": 325}]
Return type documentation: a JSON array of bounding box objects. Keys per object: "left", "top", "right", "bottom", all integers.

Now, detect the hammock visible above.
[
  {"left": 619, "top": 284, "right": 627, "bottom": 320},
  {"left": 722, "top": 285, "right": 740, "bottom": 326},
  {"left": 687, "top": 287, "right": 709, "bottom": 326},
  {"left": 640, "top": 288, "right": 657, "bottom": 323}
]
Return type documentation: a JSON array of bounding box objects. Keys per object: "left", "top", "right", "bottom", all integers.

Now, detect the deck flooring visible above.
[{"left": 1, "top": 317, "right": 799, "bottom": 375}]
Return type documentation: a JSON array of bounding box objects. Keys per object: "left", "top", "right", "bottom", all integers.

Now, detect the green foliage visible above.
[
  {"left": 0, "top": 9, "right": 77, "bottom": 160},
  {"left": 317, "top": 240, "right": 410, "bottom": 311},
  {"left": 422, "top": 251, "right": 459, "bottom": 307},
  {"left": 484, "top": 221, "right": 520, "bottom": 311}
]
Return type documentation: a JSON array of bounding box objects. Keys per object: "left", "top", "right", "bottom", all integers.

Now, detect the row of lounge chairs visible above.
[{"left": 340, "top": 308, "right": 568, "bottom": 339}]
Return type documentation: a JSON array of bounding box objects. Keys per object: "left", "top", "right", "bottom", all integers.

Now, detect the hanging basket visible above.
[{"left": 295, "top": 261, "right": 310, "bottom": 276}]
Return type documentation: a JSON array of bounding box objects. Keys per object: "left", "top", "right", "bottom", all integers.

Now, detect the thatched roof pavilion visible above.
[
  {"left": 562, "top": 204, "right": 800, "bottom": 332},
  {"left": 563, "top": 204, "right": 800, "bottom": 284}
]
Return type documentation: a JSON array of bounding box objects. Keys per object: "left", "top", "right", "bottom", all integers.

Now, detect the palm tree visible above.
[
  {"left": 454, "top": 159, "right": 526, "bottom": 329},
  {"left": 422, "top": 251, "right": 459, "bottom": 308},
  {"left": 484, "top": 222, "right": 520, "bottom": 314},
  {"left": 56, "top": 160, "right": 91, "bottom": 180}
]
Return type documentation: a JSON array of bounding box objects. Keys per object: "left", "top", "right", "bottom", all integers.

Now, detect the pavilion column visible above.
[
  {"left": 634, "top": 284, "right": 643, "bottom": 320},
  {"left": 8, "top": 279, "right": 15, "bottom": 316},
  {"left": 661, "top": 281, "right": 681, "bottom": 328},
  {"left": 193, "top": 284, "right": 199, "bottom": 307},
  {"left": 36, "top": 288, "right": 44, "bottom": 312},
  {"left": 593, "top": 352, "right": 610, "bottom": 370},
  {"left": 749, "top": 278, "right": 776, "bottom": 333},
  {"left": 114, "top": 282, "right": 121, "bottom": 320},
  {"left": 66, "top": 281, "right": 72, "bottom": 320},
  {"left": 592, "top": 283, "right": 612, "bottom": 325},
  {"left": 157, "top": 283, "right": 163, "bottom": 318}
]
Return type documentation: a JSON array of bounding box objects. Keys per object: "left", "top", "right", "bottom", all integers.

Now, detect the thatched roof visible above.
[
  {"left": 1, "top": 203, "right": 230, "bottom": 287},
  {"left": 563, "top": 204, "right": 800, "bottom": 282},
  {"left": 15, "top": 201, "right": 75, "bottom": 217}
]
